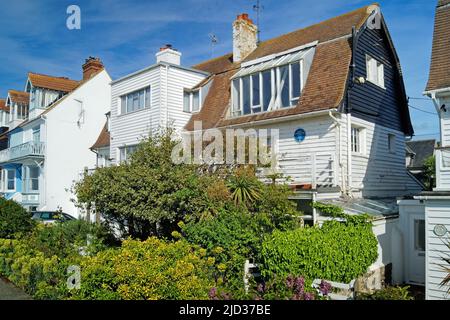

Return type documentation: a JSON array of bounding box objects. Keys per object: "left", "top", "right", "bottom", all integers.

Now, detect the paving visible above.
[{"left": 0, "top": 277, "right": 32, "bottom": 300}]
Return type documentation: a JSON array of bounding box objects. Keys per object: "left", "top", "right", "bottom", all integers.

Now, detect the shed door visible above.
[{"left": 408, "top": 214, "right": 425, "bottom": 284}]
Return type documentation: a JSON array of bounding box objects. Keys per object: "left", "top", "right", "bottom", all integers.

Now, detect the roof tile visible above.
[
  {"left": 0, "top": 99, "right": 8, "bottom": 112},
  {"left": 8, "top": 90, "right": 29, "bottom": 105},
  {"left": 91, "top": 122, "right": 110, "bottom": 149},
  {"left": 186, "top": 4, "right": 373, "bottom": 130},
  {"left": 28, "top": 72, "right": 79, "bottom": 92},
  {"left": 426, "top": 2, "right": 450, "bottom": 91}
]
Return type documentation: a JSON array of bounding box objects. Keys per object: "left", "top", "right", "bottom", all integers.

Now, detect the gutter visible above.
[{"left": 216, "top": 108, "right": 339, "bottom": 130}]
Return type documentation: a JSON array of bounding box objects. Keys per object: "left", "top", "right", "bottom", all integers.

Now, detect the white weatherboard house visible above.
[
  {"left": 95, "top": 44, "right": 209, "bottom": 164},
  {"left": 0, "top": 57, "right": 111, "bottom": 217},
  {"left": 97, "top": 3, "right": 424, "bottom": 291},
  {"left": 398, "top": 0, "right": 450, "bottom": 300}
]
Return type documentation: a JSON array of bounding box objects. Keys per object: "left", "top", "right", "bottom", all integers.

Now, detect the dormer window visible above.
[
  {"left": 183, "top": 89, "right": 201, "bottom": 113},
  {"left": 231, "top": 48, "right": 309, "bottom": 117}
]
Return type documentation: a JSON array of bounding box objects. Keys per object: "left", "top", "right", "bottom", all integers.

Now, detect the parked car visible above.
[{"left": 31, "top": 211, "right": 76, "bottom": 224}]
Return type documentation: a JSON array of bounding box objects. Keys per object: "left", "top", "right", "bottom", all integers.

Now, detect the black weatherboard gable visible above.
[{"left": 347, "top": 13, "right": 414, "bottom": 136}]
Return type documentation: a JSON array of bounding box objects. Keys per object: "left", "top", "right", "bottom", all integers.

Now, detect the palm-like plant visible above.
[
  {"left": 440, "top": 240, "right": 450, "bottom": 293},
  {"left": 226, "top": 166, "right": 262, "bottom": 207}
]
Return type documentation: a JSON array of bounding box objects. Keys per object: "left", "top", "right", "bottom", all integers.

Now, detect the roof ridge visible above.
[
  {"left": 256, "top": 3, "right": 376, "bottom": 47},
  {"left": 28, "top": 71, "right": 79, "bottom": 82}
]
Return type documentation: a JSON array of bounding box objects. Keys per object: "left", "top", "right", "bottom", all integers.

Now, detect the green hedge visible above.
[
  {"left": 0, "top": 198, "right": 35, "bottom": 239},
  {"left": 259, "top": 220, "right": 378, "bottom": 283}
]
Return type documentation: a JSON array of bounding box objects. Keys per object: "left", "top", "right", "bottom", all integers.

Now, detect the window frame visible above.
[
  {"left": 231, "top": 59, "right": 304, "bottom": 117},
  {"left": 183, "top": 89, "right": 202, "bottom": 114},
  {"left": 366, "top": 55, "right": 385, "bottom": 89},
  {"left": 119, "top": 86, "right": 151, "bottom": 115},
  {"left": 351, "top": 125, "right": 366, "bottom": 155},
  {"left": 5, "top": 169, "right": 16, "bottom": 192},
  {"left": 388, "top": 133, "right": 396, "bottom": 154},
  {"left": 118, "top": 145, "right": 139, "bottom": 163}
]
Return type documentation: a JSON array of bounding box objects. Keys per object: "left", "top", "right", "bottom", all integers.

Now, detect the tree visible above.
[
  {"left": 0, "top": 197, "right": 35, "bottom": 239},
  {"left": 73, "top": 130, "right": 216, "bottom": 240},
  {"left": 423, "top": 155, "right": 436, "bottom": 191}
]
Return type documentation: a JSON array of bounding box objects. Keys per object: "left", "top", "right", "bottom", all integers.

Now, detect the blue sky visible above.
[{"left": 0, "top": 0, "right": 439, "bottom": 140}]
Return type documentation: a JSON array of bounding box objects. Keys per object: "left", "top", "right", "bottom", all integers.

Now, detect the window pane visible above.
[
  {"left": 121, "top": 97, "right": 126, "bottom": 114},
  {"left": 192, "top": 91, "right": 200, "bottom": 112},
  {"left": 145, "top": 87, "right": 151, "bottom": 107},
  {"left": 232, "top": 79, "right": 240, "bottom": 113},
  {"left": 183, "top": 91, "right": 190, "bottom": 112},
  {"left": 279, "top": 65, "right": 290, "bottom": 107},
  {"left": 252, "top": 74, "right": 260, "bottom": 107},
  {"left": 242, "top": 76, "right": 251, "bottom": 115},
  {"left": 291, "top": 62, "right": 301, "bottom": 99},
  {"left": 262, "top": 70, "right": 271, "bottom": 111},
  {"left": 414, "top": 220, "right": 425, "bottom": 252},
  {"left": 139, "top": 91, "right": 145, "bottom": 110}
]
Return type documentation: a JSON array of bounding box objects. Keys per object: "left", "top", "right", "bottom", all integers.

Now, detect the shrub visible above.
[
  {"left": 72, "top": 238, "right": 214, "bottom": 300},
  {"left": 356, "top": 286, "right": 414, "bottom": 300},
  {"left": 26, "top": 220, "right": 111, "bottom": 259},
  {"left": 259, "top": 220, "right": 378, "bottom": 283},
  {"left": 0, "top": 238, "right": 74, "bottom": 299},
  {"left": 0, "top": 198, "right": 35, "bottom": 239}
]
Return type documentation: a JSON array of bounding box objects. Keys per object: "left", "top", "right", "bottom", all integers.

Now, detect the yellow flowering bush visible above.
[{"left": 72, "top": 238, "right": 214, "bottom": 300}]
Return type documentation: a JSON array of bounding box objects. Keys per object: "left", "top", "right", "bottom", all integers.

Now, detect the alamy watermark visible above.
[
  {"left": 67, "top": 265, "right": 81, "bottom": 290},
  {"left": 66, "top": 5, "right": 81, "bottom": 30},
  {"left": 366, "top": 5, "right": 381, "bottom": 30},
  {"left": 171, "top": 121, "right": 279, "bottom": 174}
]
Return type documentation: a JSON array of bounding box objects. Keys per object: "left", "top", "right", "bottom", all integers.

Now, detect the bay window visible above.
[
  {"left": 231, "top": 60, "right": 303, "bottom": 117},
  {"left": 120, "top": 86, "right": 151, "bottom": 114}
]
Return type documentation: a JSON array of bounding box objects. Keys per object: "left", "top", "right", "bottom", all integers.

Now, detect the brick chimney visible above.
[
  {"left": 156, "top": 44, "right": 182, "bottom": 65},
  {"left": 82, "top": 57, "right": 104, "bottom": 80},
  {"left": 233, "top": 13, "right": 258, "bottom": 63}
]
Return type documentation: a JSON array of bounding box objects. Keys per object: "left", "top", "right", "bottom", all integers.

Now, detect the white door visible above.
[{"left": 408, "top": 214, "right": 425, "bottom": 284}]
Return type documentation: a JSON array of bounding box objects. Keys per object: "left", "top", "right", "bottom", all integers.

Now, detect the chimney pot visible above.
[{"left": 82, "top": 57, "right": 104, "bottom": 80}]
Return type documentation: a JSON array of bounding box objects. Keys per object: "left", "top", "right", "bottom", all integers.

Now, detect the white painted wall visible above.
[
  {"left": 424, "top": 200, "right": 450, "bottom": 300},
  {"left": 247, "top": 114, "right": 339, "bottom": 188},
  {"left": 43, "top": 70, "right": 111, "bottom": 217},
  {"left": 110, "top": 64, "right": 206, "bottom": 163},
  {"left": 345, "top": 116, "right": 422, "bottom": 198}
]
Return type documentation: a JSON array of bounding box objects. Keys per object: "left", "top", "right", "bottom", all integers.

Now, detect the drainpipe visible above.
[
  {"left": 329, "top": 111, "right": 345, "bottom": 195},
  {"left": 345, "top": 26, "right": 358, "bottom": 197}
]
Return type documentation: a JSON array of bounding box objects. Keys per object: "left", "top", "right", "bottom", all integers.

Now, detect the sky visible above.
[{"left": 0, "top": 0, "right": 440, "bottom": 141}]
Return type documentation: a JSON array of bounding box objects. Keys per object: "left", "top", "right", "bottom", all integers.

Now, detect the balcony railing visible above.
[{"left": 0, "top": 141, "right": 45, "bottom": 163}]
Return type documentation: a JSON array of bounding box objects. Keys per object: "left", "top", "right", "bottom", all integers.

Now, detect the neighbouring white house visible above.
[
  {"left": 398, "top": 0, "right": 450, "bottom": 300},
  {"left": 0, "top": 57, "right": 111, "bottom": 217},
  {"left": 95, "top": 44, "right": 210, "bottom": 164}
]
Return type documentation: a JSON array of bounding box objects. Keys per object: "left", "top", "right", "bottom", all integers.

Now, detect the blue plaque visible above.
[{"left": 294, "top": 128, "right": 306, "bottom": 143}]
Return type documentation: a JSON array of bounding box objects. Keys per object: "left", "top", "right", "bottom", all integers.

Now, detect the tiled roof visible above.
[
  {"left": 28, "top": 72, "right": 79, "bottom": 92},
  {"left": 0, "top": 99, "right": 8, "bottom": 112},
  {"left": 406, "top": 139, "right": 436, "bottom": 169},
  {"left": 185, "top": 4, "right": 375, "bottom": 130},
  {"left": 426, "top": 1, "right": 450, "bottom": 91},
  {"left": 8, "top": 90, "right": 29, "bottom": 105},
  {"left": 91, "top": 122, "right": 110, "bottom": 149}
]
